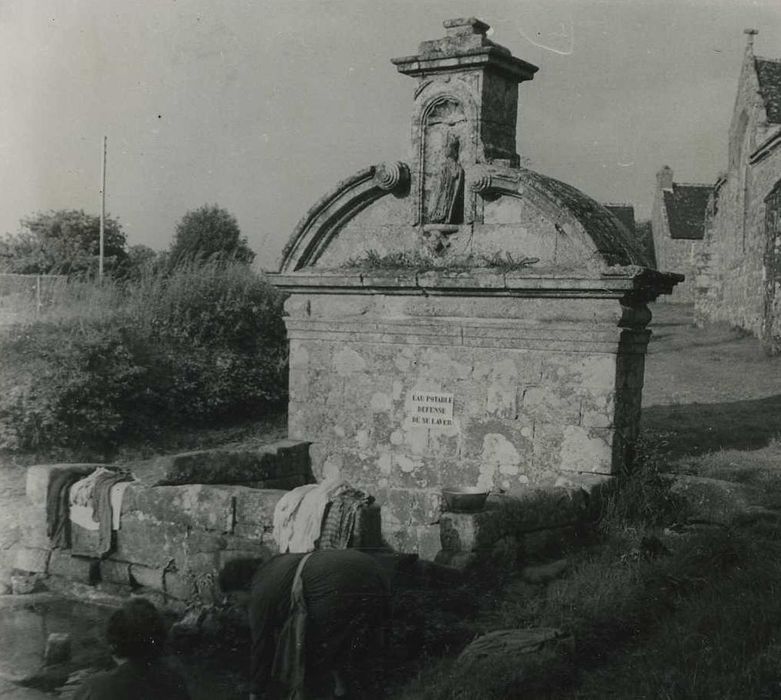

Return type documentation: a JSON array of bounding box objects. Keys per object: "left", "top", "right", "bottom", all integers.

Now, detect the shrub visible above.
[{"left": 0, "top": 262, "right": 287, "bottom": 455}]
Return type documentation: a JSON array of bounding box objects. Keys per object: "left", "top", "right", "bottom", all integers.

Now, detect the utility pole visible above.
[{"left": 99, "top": 135, "right": 107, "bottom": 281}]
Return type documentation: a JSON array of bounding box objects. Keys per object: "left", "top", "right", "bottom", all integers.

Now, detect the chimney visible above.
[
  {"left": 656, "top": 165, "right": 674, "bottom": 191},
  {"left": 744, "top": 28, "right": 758, "bottom": 56}
]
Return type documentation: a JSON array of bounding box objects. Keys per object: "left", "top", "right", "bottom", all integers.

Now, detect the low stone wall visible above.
[{"left": 10, "top": 441, "right": 389, "bottom": 608}]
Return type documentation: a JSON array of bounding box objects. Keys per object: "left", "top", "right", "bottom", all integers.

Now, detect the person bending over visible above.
[
  {"left": 73, "top": 597, "right": 190, "bottom": 700},
  {"left": 220, "top": 549, "right": 391, "bottom": 700}
]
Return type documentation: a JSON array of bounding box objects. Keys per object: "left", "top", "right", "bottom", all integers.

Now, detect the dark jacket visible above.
[{"left": 249, "top": 549, "right": 390, "bottom": 698}]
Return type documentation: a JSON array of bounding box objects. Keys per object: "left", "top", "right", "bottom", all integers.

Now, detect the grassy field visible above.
[{"left": 387, "top": 303, "right": 781, "bottom": 700}]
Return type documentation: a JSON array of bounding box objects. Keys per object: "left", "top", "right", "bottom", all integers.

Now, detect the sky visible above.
[{"left": 1, "top": 0, "right": 780, "bottom": 270}]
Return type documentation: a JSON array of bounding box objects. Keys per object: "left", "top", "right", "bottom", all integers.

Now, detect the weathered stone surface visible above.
[
  {"left": 136, "top": 440, "right": 312, "bottom": 487},
  {"left": 14, "top": 547, "right": 50, "bottom": 574},
  {"left": 48, "top": 552, "right": 98, "bottom": 585},
  {"left": 122, "top": 484, "right": 235, "bottom": 533},
  {"left": 692, "top": 37, "right": 781, "bottom": 349},
  {"left": 440, "top": 488, "right": 590, "bottom": 555},
  {"left": 232, "top": 487, "right": 287, "bottom": 540},
  {"left": 113, "top": 516, "right": 188, "bottom": 569},
  {"left": 128, "top": 563, "right": 164, "bottom": 592},
  {"left": 19, "top": 510, "right": 48, "bottom": 550},
  {"left": 98, "top": 559, "right": 130, "bottom": 586}
]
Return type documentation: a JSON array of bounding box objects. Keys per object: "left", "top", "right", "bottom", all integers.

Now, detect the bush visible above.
[{"left": 0, "top": 262, "right": 287, "bottom": 455}]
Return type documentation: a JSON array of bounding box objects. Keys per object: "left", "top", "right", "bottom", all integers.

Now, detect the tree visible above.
[
  {"left": 169, "top": 205, "right": 255, "bottom": 268},
  {"left": 0, "top": 209, "right": 127, "bottom": 277},
  {"left": 120, "top": 244, "right": 160, "bottom": 280}
]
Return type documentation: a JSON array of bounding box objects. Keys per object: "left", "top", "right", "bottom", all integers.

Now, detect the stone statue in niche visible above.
[{"left": 426, "top": 131, "right": 464, "bottom": 225}]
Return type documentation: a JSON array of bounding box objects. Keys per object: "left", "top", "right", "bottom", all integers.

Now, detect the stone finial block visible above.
[{"left": 443, "top": 17, "right": 490, "bottom": 36}]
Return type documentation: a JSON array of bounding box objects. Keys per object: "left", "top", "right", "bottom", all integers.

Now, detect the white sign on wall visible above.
[{"left": 408, "top": 391, "right": 454, "bottom": 427}]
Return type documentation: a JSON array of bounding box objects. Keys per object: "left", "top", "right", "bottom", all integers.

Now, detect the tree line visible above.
[{"left": 0, "top": 204, "right": 256, "bottom": 278}]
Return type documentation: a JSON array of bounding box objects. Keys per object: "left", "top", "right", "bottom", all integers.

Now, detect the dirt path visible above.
[{"left": 643, "top": 303, "right": 781, "bottom": 460}]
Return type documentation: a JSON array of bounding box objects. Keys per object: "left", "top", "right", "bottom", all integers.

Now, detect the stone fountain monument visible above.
[{"left": 270, "top": 18, "right": 681, "bottom": 556}]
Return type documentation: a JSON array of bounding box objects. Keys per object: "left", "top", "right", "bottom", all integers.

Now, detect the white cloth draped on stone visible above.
[
  {"left": 69, "top": 468, "right": 131, "bottom": 532},
  {"left": 272, "top": 479, "right": 371, "bottom": 553}
]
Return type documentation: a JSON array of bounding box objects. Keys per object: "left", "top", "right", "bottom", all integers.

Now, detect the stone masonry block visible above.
[
  {"left": 20, "top": 510, "right": 49, "bottom": 550},
  {"left": 129, "top": 564, "right": 165, "bottom": 592},
  {"left": 26, "top": 464, "right": 101, "bottom": 506},
  {"left": 99, "top": 559, "right": 131, "bottom": 586},
  {"left": 48, "top": 551, "right": 98, "bottom": 584},
  {"left": 130, "top": 440, "right": 312, "bottom": 487},
  {"left": 122, "top": 484, "right": 235, "bottom": 533},
  {"left": 114, "top": 516, "right": 188, "bottom": 569},
  {"left": 163, "top": 571, "right": 195, "bottom": 602},
  {"left": 416, "top": 525, "right": 442, "bottom": 562},
  {"left": 439, "top": 510, "right": 499, "bottom": 553},
  {"left": 14, "top": 546, "right": 51, "bottom": 574},
  {"left": 232, "top": 488, "right": 287, "bottom": 540}
]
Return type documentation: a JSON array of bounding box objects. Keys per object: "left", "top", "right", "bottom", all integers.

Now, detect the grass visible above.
[{"left": 342, "top": 249, "right": 540, "bottom": 272}]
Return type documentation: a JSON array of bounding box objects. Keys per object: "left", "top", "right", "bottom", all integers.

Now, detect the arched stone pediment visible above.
[{"left": 279, "top": 162, "right": 409, "bottom": 272}]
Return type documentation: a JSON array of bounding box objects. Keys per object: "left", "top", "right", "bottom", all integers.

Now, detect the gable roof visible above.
[
  {"left": 603, "top": 203, "right": 636, "bottom": 235},
  {"left": 755, "top": 57, "right": 781, "bottom": 125},
  {"left": 662, "top": 184, "right": 711, "bottom": 240}
]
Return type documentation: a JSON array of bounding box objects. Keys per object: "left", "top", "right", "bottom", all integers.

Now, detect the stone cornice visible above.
[
  {"left": 268, "top": 267, "right": 683, "bottom": 301},
  {"left": 391, "top": 48, "right": 538, "bottom": 82}
]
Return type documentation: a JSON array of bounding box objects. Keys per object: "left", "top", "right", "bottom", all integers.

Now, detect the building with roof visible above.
[
  {"left": 694, "top": 30, "right": 781, "bottom": 352},
  {"left": 650, "top": 166, "right": 711, "bottom": 303}
]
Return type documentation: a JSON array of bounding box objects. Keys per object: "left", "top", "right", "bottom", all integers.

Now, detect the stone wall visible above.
[
  {"left": 285, "top": 284, "right": 651, "bottom": 556},
  {"left": 8, "top": 441, "right": 388, "bottom": 608},
  {"left": 693, "top": 35, "right": 781, "bottom": 346},
  {"left": 653, "top": 236, "right": 701, "bottom": 303},
  {"left": 695, "top": 147, "right": 781, "bottom": 337}
]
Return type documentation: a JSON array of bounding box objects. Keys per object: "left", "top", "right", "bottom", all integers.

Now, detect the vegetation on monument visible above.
[
  {"left": 343, "top": 249, "right": 540, "bottom": 272},
  {"left": 0, "top": 262, "right": 287, "bottom": 456}
]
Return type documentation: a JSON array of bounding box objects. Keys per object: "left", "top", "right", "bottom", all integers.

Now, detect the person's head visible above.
[{"left": 106, "top": 597, "right": 168, "bottom": 661}]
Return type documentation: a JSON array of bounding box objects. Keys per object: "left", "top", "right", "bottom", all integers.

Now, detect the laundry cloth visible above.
[
  {"left": 46, "top": 468, "right": 92, "bottom": 549},
  {"left": 70, "top": 468, "right": 133, "bottom": 558},
  {"left": 273, "top": 479, "right": 347, "bottom": 554},
  {"left": 318, "top": 487, "right": 373, "bottom": 550}
]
